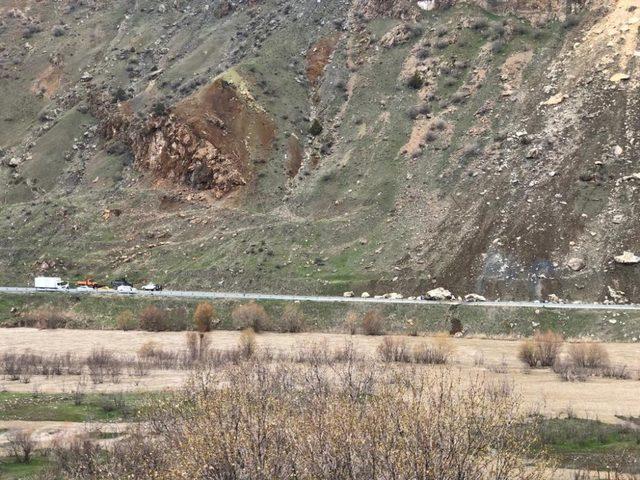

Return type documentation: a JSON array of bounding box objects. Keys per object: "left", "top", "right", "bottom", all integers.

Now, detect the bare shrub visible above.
[
  {"left": 116, "top": 310, "right": 137, "bottom": 331},
  {"left": 86, "top": 348, "right": 121, "bottom": 384},
  {"left": 137, "top": 341, "right": 183, "bottom": 369},
  {"left": 1, "top": 351, "right": 82, "bottom": 379},
  {"left": 413, "top": 334, "right": 454, "bottom": 364},
  {"left": 238, "top": 328, "right": 256, "bottom": 359},
  {"left": 377, "top": 337, "right": 410, "bottom": 362},
  {"left": 194, "top": 302, "right": 215, "bottom": 333},
  {"left": 47, "top": 434, "right": 104, "bottom": 477},
  {"left": 232, "top": 302, "right": 269, "bottom": 332},
  {"left": 518, "top": 331, "right": 564, "bottom": 367},
  {"left": 23, "top": 307, "right": 71, "bottom": 329},
  {"left": 8, "top": 429, "right": 35, "bottom": 463},
  {"left": 552, "top": 359, "right": 588, "bottom": 382},
  {"left": 432, "top": 118, "right": 447, "bottom": 131},
  {"left": 280, "top": 304, "right": 306, "bottom": 333},
  {"left": 568, "top": 342, "right": 610, "bottom": 369},
  {"left": 344, "top": 310, "right": 359, "bottom": 335},
  {"left": 185, "top": 332, "right": 200, "bottom": 363},
  {"left": 424, "top": 130, "right": 438, "bottom": 142},
  {"left": 74, "top": 363, "right": 549, "bottom": 479},
  {"left": 362, "top": 309, "right": 385, "bottom": 335},
  {"left": 138, "top": 341, "right": 160, "bottom": 359},
  {"left": 139, "top": 306, "right": 168, "bottom": 332},
  {"left": 599, "top": 364, "right": 631, "bottom": 380},
  {"left": 51, "top": 24, "right": 65, "bottom": 37}
]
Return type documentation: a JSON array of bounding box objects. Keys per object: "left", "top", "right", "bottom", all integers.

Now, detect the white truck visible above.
[{"left": 34, "top": 277, "right": 69, "bottom": 291}]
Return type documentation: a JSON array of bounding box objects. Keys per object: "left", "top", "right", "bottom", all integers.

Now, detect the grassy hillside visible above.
[{"left": 0, "top": 0, "right": 638, "bottom": 303}]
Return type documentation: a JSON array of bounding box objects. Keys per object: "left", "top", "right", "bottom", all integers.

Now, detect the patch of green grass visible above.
[
  {"left": 0, "top": 392, "right": 149, "bottom": 423},
  {"left": 537, "top": 418, "right": 640, "bottom": 473},
  {"left": 0, "top": 456, "right": 49, "bottom": 479}
]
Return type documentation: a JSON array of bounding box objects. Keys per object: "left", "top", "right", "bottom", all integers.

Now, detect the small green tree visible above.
[
  {"left": 309, "top": 119, "right": 323, "bottom": 136},
  {"left": 407, "top": 71, "right": 423, "bottom": 90}
]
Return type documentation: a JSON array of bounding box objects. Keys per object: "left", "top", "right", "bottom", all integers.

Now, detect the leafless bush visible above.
[
  {"left": 129, "top": 359, "right": 149, "bottom": 377},
  {"left": 232, "top": 302, "right": 269, "bottom": 332},
  {"left": 280, "top": 303, "right": 306, "bottom": 333},
  {"left": 86, "top": 348, "right": 121, "bottom": 384},
  {"left": 194, "top": 302, "right": 215, "bottom": 333},
  {"left": 552, "top": 358, "right": 588, "bottom": 382},
  {"left": 1, "top": 351, "right": 82, "bottom": 379},
  {"left": 599, "top": 364, "right": 631, "bottom": 380},
  {"left": 362, "top": 309, "right": 385, "bottom": 335},
  {"left": 23, "top": 307, "right": 72, "bottom": 329},
  {"left": 8, "top": 429, "right": 35, "bottom": 463},
  {"left": 568, "top": 342, "right": 610, "bottom": 369},
  {"left": 238, "top": 328, "right": 257, "bottom": 359},
  {"left": 46, "top": 434, "right": 104, "bottom": 478},
  {"left": 412, "top": 334, "right": 454, "bottom": 364},
  {"left": 424, "top": 130, "right": 438, "bottom": 142},
  {"left": 138, "top": 341, "right": 184, "bottom": 369},
  {"left": 65, "top": 362, "right": 549, "bottom": 479},
  {"left": 73, "top": 380, "right": 86, "bottom": 406},
  {"left": 344, "top": 310, "right": 359, "bottom": 335},
  {"left": 518, "top": 331, "right": 564, "bottom": 367},
  {"left": 432, "top": 118, "right": 447, "bottom": 130},
  {"left": 139, "top": 305, "right": 169, "bottom": 332},
  {"left": 377, "top": 337, "right": 410, "bottom": 362},
  {"left": 185, "top": 332, "right": 200, "bottom": 363},
  {"left": 51, "top": 24, "right": 65, "bottom": 37},
  {"left": 116, "top": 310, "right": 137, "bottom": 331}
]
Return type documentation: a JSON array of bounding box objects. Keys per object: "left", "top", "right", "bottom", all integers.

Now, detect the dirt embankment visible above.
[{"left": 94, "top": 78, "right": 276, "bottom": 197}]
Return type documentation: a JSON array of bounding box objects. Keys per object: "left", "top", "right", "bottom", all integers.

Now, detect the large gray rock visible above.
[
  {"left": 614, "top": 251, "right": 640, "bottom": 265},
  {"left": 566, "top": 257, "right": 586, "bottom": 271},
  {"left": 464, "top": 293, "right": 486, "bottom": 302},
  {"left": 426, "top": 287, "right": 454, "bottom": 300}
]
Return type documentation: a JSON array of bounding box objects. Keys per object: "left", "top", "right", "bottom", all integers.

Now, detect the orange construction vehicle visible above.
[{"left": 76, "top": 278, "right": 104, "bottom": 289}]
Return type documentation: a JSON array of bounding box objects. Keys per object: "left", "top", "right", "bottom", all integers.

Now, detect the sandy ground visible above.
[
  {"left": 1, "top": 328, "right": 639, "bottom": 423},
  {"left": 0, "top": 420, "right": 128, "bottom": 455}
]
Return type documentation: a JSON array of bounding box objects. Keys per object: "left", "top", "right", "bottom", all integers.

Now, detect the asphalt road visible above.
[{"left": 0, "top": 287, "right": 637, "bottom": 311}]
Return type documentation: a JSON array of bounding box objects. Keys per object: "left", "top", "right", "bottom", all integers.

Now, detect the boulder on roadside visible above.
[
  {"left": 464, "top": 293, "right": 486, "bottom": 302},
  {"left": 607, "top": 286, "right": 628, "bottom": 304},
  {"left": 343, "top": 291, "right": 355, "bottom": 297},
  {"left": 361, "top": 292, "right": 370, "bottom": 298},
  {"left": 614, "top": 251, "right": 640, "bottom": 265},
  {"left": 426, "top": 287, "right": 454, "bottom": 300}
]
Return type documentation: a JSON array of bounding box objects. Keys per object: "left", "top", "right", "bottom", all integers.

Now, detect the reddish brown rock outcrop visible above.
[{"left": 94, "top": 78, "right": 275, "bottom": 198}]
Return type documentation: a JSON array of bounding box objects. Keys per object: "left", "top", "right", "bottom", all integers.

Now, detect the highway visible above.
[{"left": 0, "top": 287, "right": 638, "bottom": 311}]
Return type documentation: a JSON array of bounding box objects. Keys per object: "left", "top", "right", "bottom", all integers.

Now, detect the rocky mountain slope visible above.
[{"left": 0, "top": 0, "right": 638, "bottom": 302}]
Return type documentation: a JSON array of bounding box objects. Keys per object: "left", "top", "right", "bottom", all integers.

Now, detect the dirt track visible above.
[{"left": 1, "top": 328, "right": 639, "bottom": 422}]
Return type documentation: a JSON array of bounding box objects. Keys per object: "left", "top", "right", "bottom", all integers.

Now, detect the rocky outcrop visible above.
[
  {"left": 353, "top": 0, "right": 422, "bottom": 20},
  {"left": 473, "top": 0, "right": 604, "bottom": 20},
  {"left": 93, "top": 77, "right": 275, "bottom": 197},
  {"left": 139, "top": 116, "right": 247, "bottom": 194}
]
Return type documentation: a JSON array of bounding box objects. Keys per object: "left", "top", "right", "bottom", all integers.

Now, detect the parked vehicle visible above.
[
  {"left": 141, "top": 283, "right": 163, "bottom": 291},
  {"left": 112, "top": 278, "right": 133, "bottom": 289},
  {"left": 117, "top": 285, "right": 137, "bottom": 294},
  {"left": 76, "top": 278, "right": 102, "bottom": 289},
  {"left": 35, "top": 277, "right": 69, "bottom": 291},
  {"left": 76, "top": 285, "right": 94, "bottom": 292}
]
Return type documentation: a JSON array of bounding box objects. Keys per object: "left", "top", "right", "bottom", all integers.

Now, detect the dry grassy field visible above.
[{"left": 1, "top": 328, "right": 639, "bottom": 423}]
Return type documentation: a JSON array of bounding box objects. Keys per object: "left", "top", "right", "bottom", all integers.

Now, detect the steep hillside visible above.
[{"left": 0, "top": 0, "right": 638, "bottom": 302}]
